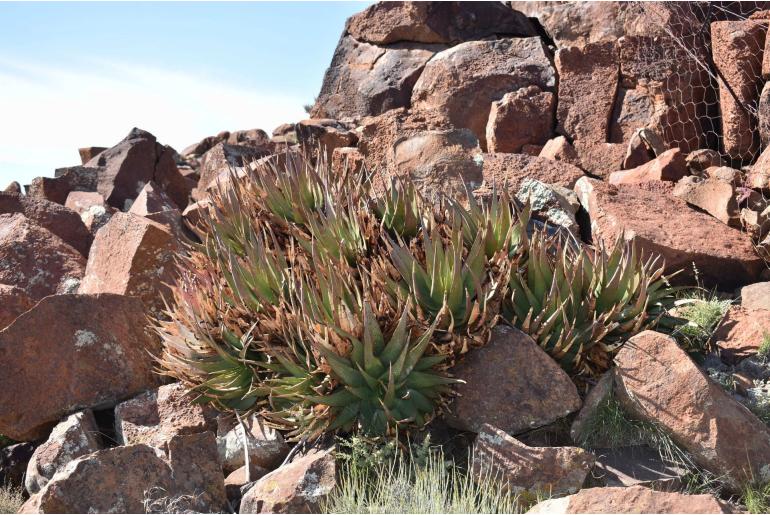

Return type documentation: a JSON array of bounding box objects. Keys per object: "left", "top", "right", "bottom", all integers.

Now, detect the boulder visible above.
[
  {"left": 485, "top": 86, "right": 554, "bottom": 154},
  {"left": 0, "top": 293, "right": 161, "bottom": 441},
  {"left": 23, "top": 432, "right": 226, "bottom": 514},
  {"left": 115, "top": 382, "right": 218, "bottom": 449},
  {"left": 569, "top": 372, "right": 614, "bottom": 444},
  {"left": 26, "top": 167, "right": 100, "bottom": 206},
  {"left": 748, "top": 142, "right": 770, "bottom": 189},
  {"left": 411, "top": 37, "right": 555, "bottom": 149},
  {"left": 64, "top": 191, "right": 107, "bottom": 215},
  {"left": 239, "top": 447, "right": 336, "bottom": 514},
  {"left": 25, "top": 411, "right": 103, "bottom": 495},
  {"left": 128, "top": 181, "right": 178, "bottom": 215},
  {"left": 182, "top": 199, "right": 213, "bottom": 234},
  {"left": 197, "top": 141, "right": 271, "bottom": 192},
  {"left": 711, "top": 20, "right": 766, "bottom": 160},
  {"left": 216, "top": 413, "right": 290, "bottom": 473},
  {"left": 80, "top": 205, "right": 113, "bottom": 235},
  {"left": 294, "top": 118, "right": 357, "bottom": 161},
  {"left": 608, "top": 148, "right": 687, "bottom": 185},
  {"left": 713, "top": 306, "right": 770, "bottom": 364},
  {"left": 3, "top": 181, "right": 21, "bottom": 194},
  {"left": 527, "top": 485, "right": 734, "bottom": 514},
  {"left": 574, "top": 177, "right": 764, "bottom": 289},
  {"left": 331, "top": 147, "right": 365, "bottom": 176},
  {"left": 311, "top": 36, "right": 442, "bottom": 120},
  {"left": 345, "top": 1, "right": 535, "bottom": 45},
  {"left": 226, "top": 128, "right": 271, "bottom": 147},
  {"left": 539, "top": 136, "right": 583, "bottom": 168},
  {"left": 0, "top": 284, "right": 34, "bottom": 330},
  {"left": 224, "top": 464, "right": 269, "bottom": 503},
  {"left": 686, "top": 149, "right": 725, "bottom": 174},
  {"left": 481, "top": 153, "right": 585, "bottom": 193},
  {"left": 593, "top": 446, "right": 686, "bottom": 489},
  {"left": 760, "top": 81, "right": 770, "bottom": 149},
  {"left": 706, "top": 166, "right": 742, "bottom": 185},
  {"left": 0, "top": 443, "right": 35, "bottom": 490},
  {"left": 473, "top": 424, "right": 594, "bottom": 496},
  {"left": 446, "top": 326, "right": 581, "bottom": 434},
  {"left": 614, "top": 330, "right": 770, "bottom": 489},
  {"left": 78, "top": 212, "right": 178, "bottom": 315},
  {"left": 672, "top": 176, "right": 740, "bottom": 226},
  {"left": 0, "top": 213, "right": 86, "bottom": 301},
  {"left": 515, "top": 179, "right": 580, "bottom": 235},
  {"left": 573, "top": 140, "right": 627, "bottom": 178},
  {"left": 741, "top": 281, "right": 770, "bottom": 310},
  {"left": 78, "top": 146, "right": 106, "bottom": 164}
]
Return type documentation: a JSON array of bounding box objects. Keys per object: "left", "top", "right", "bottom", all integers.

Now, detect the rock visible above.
[
  {"left": 227, "top": 128, "right": 271, "bottom": 147},
  {"left": 26, "top": 166, "right": 100, "bottom": 206},
  {"left": 331, "top": 147, "right": 365, "bottom": 176},
  {"left": 0, "top": 443, "right": 35, "bottom": 489},
  {"left": 80, "top": 204, "right": 113, "bottom": 235},
  {"left": 391, "top": 129, "right": 483, "bottom": 202},
  {"left": 473, "top": 424, "right": 594, "bottom": 497},
  {"left": 64, "top": 191, "right": 107, "bottom": 215},
  {"left": 0, "top": 213, "right": 86, "bottom": 301},
  {"left": 446, "top": 326, "right": 581, "bottom": 434},
  {"left": 23, "top": 432, "right": 226, "bottom": 514},
  {"left": 515, "top": 179, "right": 580, "bottom": 235},
  {"left": 481, "top": 153, "right": 585, "bottom": 193},
  {"left": 127, "top": 181, "right": 178, "bottom": 215},
  {"left": 345, "top": 1, "right": 535, "bottom": 45},
  {"left": 608, "top": 148, "right": 687, "bottom": 185},
  {"left": 216, "top": 413, "right": 289, "bottom": 473},
  {"left": 711, "top": 20, "right": 766, "bottom": 160},
  {"left": 26, "top": 176, "right": 76, "bottom": 205},
  {"left": 570, "top": 372, "right": 614, "bottom": 445},
  {"left": 181, "top": 199, "right": 213, "bottom": 234},
  {"left": 741, "top": 281, "right": 770, "bottom": 310},
  {"left": 3, "top": 181, "right": 21, "bottom": 194},
  {"left": 225, "top": 464, "right": 269, "bottom": 503},
  {"left": 0, "top": 192, "right": 93, "bottom": 257},
  {"left": 574, "top": 177, "right": 764, "bottom": 289},
  {"left": 295, "top": 118, "right": 357, "bottom": 161},
  {"left": 0, "top": 284, "right": 34, "bottom": 330},
  {"left": 593, "top": 446, "right": 686, "bottom": 489},
  {"left": 672, "top": 176, "right": 740, "bottom": 226},
  {"left": 78, "top": 212, "right": 178, "bottom": 315},
  {"left": 0, "top": 293, "right": 161, "bottom": 441},
  {"left": 486, "top": 86, "right": 555, "bottom": 154},
  {"left": 760, "top": 81, "right": 770, "bottom": 149},
  {"left": 115, "top": 382, "right": 218, "bottom": 449},
  {"left": 527, "top": 485, "right": 734, "bottom": 514},
  {"left": 555, "top": 41, "right": 619, "bottom": 151},
  {"left": 78, "top": 146, "right": 106, "bottom": 164},
  {"left": 713, "top": 306, "right": 770, "bottom": 364},
  {"left": 747, "top": 142, "right": 770, "bottom": 189},
  {"left": 539, "top": 136, "right": 583, "bottom": 168},
  {"left": 239, "top": 447, "right": 336, "bottom": 514},
  {"left": 573, "top": 141, "right": 627, "bottom": 178},
  {"left": 621, "top": 129, "right": 658, "bottom": 170},
  {"left": 706, "top": 166, "right": 742, "bottom": 185},
  {"left": 311, "top": 35, "right": 441, "bottom": 120},
  {"left": 411, "top": 37, "right": 555, "bottom": 149},
  {"left": 25, "top": 411, "right": 103, "bottom": 495},
  {"left": 686, "top": 149, "right": 725, "bottom": 174},
  {"left": 614, "top": 330, "right": 770, "bottom": 489},
  {"left": 198, "top": 141, "right": 271, "bottom": 192}
]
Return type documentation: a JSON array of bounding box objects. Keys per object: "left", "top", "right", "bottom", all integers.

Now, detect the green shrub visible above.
[
  {"left": 663, "top": 290, "right": 731, "bottom": 354},
  {"left": 743, "top": 481, "right": 770, "bottom": 513},
  {"left": 758, "top": 333, "right": 770, "bottom": 362}
]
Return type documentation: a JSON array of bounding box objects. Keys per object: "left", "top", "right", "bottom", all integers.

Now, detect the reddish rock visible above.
[
  {"left": 25, "top": 411, "right": 103, "bottom": 495},
  {"left": 748, "top": 143, "right": 770, "bottom": 189},
  {"left": 686, "top": 149, "right": 725, "bottom": 174},
  {"left": 486, "top": 86, "right": 554, "bottom": 154},
  {"left": 574, "top": 177, "right": 764, "bottom": 289},
  {"left": 295, "top": 118, "right": 357, "bottom": 161},
  {"left": 411, "top": 37, "right": 555, "bottom": 149},
  {"left": 760, "top": 81, "right": 770, "bottom": 149},
  {"left": 510, "top": 1, "right": 625, "bottom": 48},
  {"left": 574, "top": 140, "right": 627, "bottom": 178},
  {"left": 216, "top": 413, "right": 289, "bottom": 473},
  {"left": 539, "top": 136, "right": 583, "bottom": 168},
  {"left": 608, "top": 148, "right": 687, "bottom": 185},
  {"left": 78, "top": 212, "right": 178, "bottom": 315},
  {"left": 26, "top": 176, "right": 74, "bottom": 205},
  {"left": 473, "top": 424, "right": 594, "bottom": 496},
  {"left": 225, "top": 464, "right": 269, "bottom": 502},
  {"left": 0, "top": 284, "right": 33, "bottom": 330},
  {"left": 128, "top": 181, "right": 178, "bottom": 215},
  {"left": 741, "top": 281, "right": 770, "bottom": 310},
  {"left": 198, "top": 141, "right": 271, "bottom": 191},
  {"left": 0, "top": 213, "right": 86, "bottom": 301},
  {"left": 331, "top": 147, "right": 365, "bottom": 176},
  {"left": 80, "top": 204, "right": 113, "bottom": 235},
  {"left": 615, "top": 330, "right": 770, "bottom": 489},
  {"left": 182, "top": 199, "right": 213, "bottom": 234},
  {"left": 181, "top": 132, "right": 229, "bottom": 157},
  {"left": 706, "top": 166, "right": 742, "bottom": 185},
  {"left": 227, "top": 128, "right": 271, "bottom": 147},
  {"left": 0, "top": 293, "right": 161, "bottom": 441},
  {"left": 115, "top": 382, "right": 218, "bottom": 449},
  {"left": 78, "top": 146, "right": 106, "bottom": 164},
  {"left": 711, "top": 20, "right": 766, "bottom": 160},
  {"left": 239, "top": 447, "right": 336, "bottom": 514},
  {"left": 527, "top": 485, "right": 734, "bottom": 514},
  {"left": 570, "top": 372, "right": 614, "bottom": 444},
  {"left": 673, "top": 176, "right": 740, "bottom": 226},
  {"left": 345, "top": 1, "right": 535, "bottom": 45},
  {"left": 713, "top": 306, "right": 770, "bottom": 364},
  {"left": 481, "top": 153, "right": 585, "bottom": 193},
  {"left": 28, "top": 166, "right": 100, "bottom": 205},
  {"left": 446, "top": 326, "right": 581, "bottom": 434},
  {"left": 64, "top": 191, "right": 106, "bottom": 215},
  {"left": 3, "top": 181, "right": 21, "bottom": 194}
]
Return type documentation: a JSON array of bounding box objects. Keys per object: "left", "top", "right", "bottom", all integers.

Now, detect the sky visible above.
[{"left": 0, "top": 1, "right": 368, "bottom": 187}]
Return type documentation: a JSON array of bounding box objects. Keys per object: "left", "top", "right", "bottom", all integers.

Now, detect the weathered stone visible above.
[
  {"left": 78, "top": 146, "right": 107, "bottom": 164},
  {"left": 345, "top": 1, "right": 535, "bottom": 45},
  {"left": 312, "top": 36, "right": 441, "bottom": 120},
  {"left": 570, "top": 372, "right": 613, "bottom": 444},
  {"left": 216, "top": 413, "right": 289, "bottom": 473},
  {"left": 609, "top": 148, "right": 687, "bottom": 185},
  {"left": 198, "top": 141, "right": 270, "bottom": 191},
  {"left": 510, "top": 1, "right": 624, "bottom": 48},
  {"left": 706, "top": 166, "right": 742, "bottom": 185},
  {"left": 3, "top": 181, "right": 21, "bottom": 194},
  {"left": 473, "top": 424, "right": 593, "bottom": 496},
  {"left": 527, "top": 485, "right": 734, "bottom": 513},
  {"left": 621, "top": 128, "right": 657, "bottom": 170},
  {"left": 411, "top": 37, "right": 555, "bottom": 149},
  {"left": 760, "top": 81, "right": 770, "bottom": 149},
  {"left": 741, "top": 281, "right": 770, "bottom": 310},
  {"left": 225, "top": 464, "right": 269, "bottom": 503},
  {"left": 239, "top": 447, "right": 336, "bottom": 514},
  {"left": 182, "top": 199, "right": 213, "bottom": 233},
  {"left": 748, "top": 142, "right": 770, "bottom": 189},
  {"left": 0, "top": 442, "right": 35, "bottom": 490},
  {"left": 516, "top": 179, "right": 580, "bottom": 235},
  {"left": 481, "top": 153, "right": 585, "bottom": 193},
  {"left": 80, "top": 204, "right": 113, "bottom": 235},
  {"left": 227, "top": 128, "right": 271, "bottom": 147},
  {"left": 0, "top": 284, "right": 33, "bottom": 330},
  {"left": 25, "top": 411, "right": 103, "bottom": 495},
  {"left": 128, "top": 181, "right": 178, "bottom": 215},
  {"left": 115, "top": 382, "right": 218, "bottom": 449},
  {"left": 0, "top": 213, "right": 85, "bottom": 301},
  {"left": 593, "top": 446, "right": 686, "bottom": 489},
  {"left": 615, "top": 330, "right": 770, "bottom": 489},
  {"left": 713, "top": 306, "right": 770, "bottom": 364},
  {"left": 573, "top": 141, "right": 627, "bottom": 178},
  {"left": 686, "top": 149, "right": 725, "bottom": 174},
  {"left": 26, "top": 166, "right": 100, "bottom": 206},
  {"left": 78, "top": 212, "right": 178, "bottom": 315},
  {"left": 673, "top": 176, "right": 740, "bottom": 226},
  {"left": 486, "top": 86, "right": 555, "bottom": 154},
  {"left": 446, "top": 326, "right": 581, "bottom": 434},
  {"left": 0, "top": 293, "right": 161, "bottom": 441},
  {"left": 574, "top": 177, "right": 764, "bottom": 289},
  {"left": 539, "top": 136, "right": 583, "bottom": 168},
  {"left": 64, "top": 191, "right": 106, "bottom": 215},
  {"left": 711, "top": 20, "right": 766, "bottom": 160},
  {"left": 295, "top": 118, "right": 357, "bottom": 161},
  {"left": 331, "top": 147, "right": 365, "bottom": 176}
]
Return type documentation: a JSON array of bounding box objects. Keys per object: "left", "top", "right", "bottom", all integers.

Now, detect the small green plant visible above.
[
  {"left": 0, "top": 435, "right": 13, "bottom": 449},
  {"left": 0, "top": 483, "right": 24, "bottom": 514},
  {"left": 758, "top": 333, "right": 770, "bottom": 362},
  {"left": 742, "top": 480, "right": 770, "bottom": 513}
]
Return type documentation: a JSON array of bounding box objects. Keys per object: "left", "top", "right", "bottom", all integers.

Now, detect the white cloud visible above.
[{"left": 0, "top": 57, "right": 307, "bottom": 186}]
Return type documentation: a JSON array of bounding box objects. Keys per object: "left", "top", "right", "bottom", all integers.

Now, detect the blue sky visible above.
[{"left": 0, "top": 1, "right": 367, "bottom": 187}]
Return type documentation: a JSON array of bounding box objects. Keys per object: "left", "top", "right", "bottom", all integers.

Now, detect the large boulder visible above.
[
  {"left": 510, "top": 1, "right": 626, "bottom": 48},
  {"left": 197, "top": 141, "right": 271, "bottom": 192},
  {"left": 741, "top": 281, "right": 770, "bottom": 310},
  {"left": 0, "top": 213, "right": 85, "bottom": 301},
  {"left": 446, "top": 326, "right": 581, "bottom": 434},
  {"left": 486, "top": 86, "right": 555, "bottom": 154},
  {"left": 411, "top": 37, "right": 555, "bottom": 149},
  {"left": 0, "top": 284, "right": 34, "bottom": 330},
  {"left": 614, "top": 330, "right": 770, "bottom": 489},
  {"left": 574, "top": 177, "right": 764, "bottom": 289},
  {"left": 608, "top": 148, "right": 687, "bottom": 185},
  {"left": 672, "top": 176, "right": 740, "bottom": 226},
  {"left": 311, "top": 35, "right": 442, "bottom": 120},
  {"left": 26, "top": 167, "right": 98, "bottom": 206},
  {"left": 345, "top": 1, "right": 536, "bottom": 45},
  {"left": 0, "top": 294, "right": 161, "bottom": 441},
  {"left": 481, "top": 153, "right": 585, "bottom": 193}
]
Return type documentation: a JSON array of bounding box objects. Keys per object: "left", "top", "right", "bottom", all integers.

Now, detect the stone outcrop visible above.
[
  {"left": 481, "top": 153, "right": 585, "bottom": 192},
  {"left": 486, "top": 86, "right": 554, "bottom": 153},
  {"left": 0, "top": 284, "right": 33, "bottom": 330},
  {"left": 673, "top": 176, "right": 740, "bottom": 226},
  {"left": 713, "top": 306, "right": 770, "bottom": 364}
]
